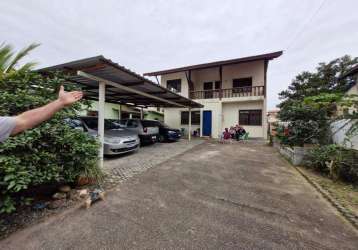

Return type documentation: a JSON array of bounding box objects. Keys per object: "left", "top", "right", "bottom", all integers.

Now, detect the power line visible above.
[{"left": 286, "top": 0, "right": 327, "bottom": 50}]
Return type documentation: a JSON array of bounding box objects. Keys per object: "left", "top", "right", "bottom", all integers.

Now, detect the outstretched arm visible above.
[{"left": 11, "top": 86, "right": 83, "bottom": 135}]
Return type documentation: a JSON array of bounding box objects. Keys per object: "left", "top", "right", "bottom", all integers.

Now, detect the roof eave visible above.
[{"left": 144, "top": 51, "right": 283, "bottom": 76}]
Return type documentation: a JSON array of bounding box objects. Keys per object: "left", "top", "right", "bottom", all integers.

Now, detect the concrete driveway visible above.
[{"left": 1, "top": 141, "right": 358, "bottom": 249}]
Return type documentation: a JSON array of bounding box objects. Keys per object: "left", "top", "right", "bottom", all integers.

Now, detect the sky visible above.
[{"left": 1, "top": 0, "right": 358, "bottom": 109}]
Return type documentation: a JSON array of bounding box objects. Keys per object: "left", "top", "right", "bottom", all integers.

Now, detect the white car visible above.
[{"left": 117, "top": 119, "right": 159, "bottom": 144}]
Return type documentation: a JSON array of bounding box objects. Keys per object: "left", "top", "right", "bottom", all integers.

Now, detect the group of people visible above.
[{"left": 222, "top": 124, "right": 246, "bottom": 141}]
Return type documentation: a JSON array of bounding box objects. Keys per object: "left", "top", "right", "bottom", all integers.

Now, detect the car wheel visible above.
[{"left": 158, "top": 135, "right": 165, "bottom": 142}]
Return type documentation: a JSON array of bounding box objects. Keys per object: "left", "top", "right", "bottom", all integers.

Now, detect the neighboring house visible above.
[
  {"left": 144, "top": 51, "right": 283, "bottom": 139},
  {"left": 331, "top": 65, "right": 358, "bottom": 149},
  {"left": 344, "top": 65, "right": 358, "bottom": 96},
  {"left": 78, "top": 101, "right": 140, "bottom": 119},
  {"left": 144, "top": 108, "right": 164, "bottom": 122},
  {"left": 267, "top": 109, "right": 280, "bottom": 136}
]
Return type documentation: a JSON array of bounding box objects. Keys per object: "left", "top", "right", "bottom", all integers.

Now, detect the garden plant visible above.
[{"left": 0, "top": 43, "right": 101, "bottom": 213}]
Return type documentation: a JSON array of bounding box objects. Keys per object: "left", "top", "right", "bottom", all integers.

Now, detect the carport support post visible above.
[
  {"left": 140, "top": 107, "right": 144, "bottom": 119},
  {"left": 98, "top": 81, "right": 106, "bottom": 168},
  {"left": 188, "top": 107, "right": 192, "bottom": 141}
]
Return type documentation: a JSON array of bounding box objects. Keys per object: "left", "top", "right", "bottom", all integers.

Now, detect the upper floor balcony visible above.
[{"left": 189, "top": 85, "right": 264, "bottom": 100}]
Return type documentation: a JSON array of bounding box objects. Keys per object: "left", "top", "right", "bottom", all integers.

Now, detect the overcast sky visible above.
[{"left": 1, "top": 0, "right": 358, "bottom": 109}]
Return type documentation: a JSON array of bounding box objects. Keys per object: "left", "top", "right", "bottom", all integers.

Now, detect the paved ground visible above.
[
  {"left": 1, "top": 141, "right": 358, "bottom": 249},
  {"left": 103, "top": 139, "right": 204, "bottom": 187}
]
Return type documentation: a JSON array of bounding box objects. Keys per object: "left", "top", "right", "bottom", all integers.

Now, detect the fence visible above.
[{"left": 331, "top": 119, "right": 358, "bottom": 150}]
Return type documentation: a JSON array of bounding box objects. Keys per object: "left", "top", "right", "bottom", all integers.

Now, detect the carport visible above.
[{"left": 39, "top": 56, "right": 203, "bottom": 167}]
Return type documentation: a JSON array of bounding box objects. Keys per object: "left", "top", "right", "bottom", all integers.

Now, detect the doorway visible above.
[
  {"left": 202, "top": 110, "right": 212, "bottom": 136},
  {"left": 203, "top": 82, "right": 213, "bottom": 99}
]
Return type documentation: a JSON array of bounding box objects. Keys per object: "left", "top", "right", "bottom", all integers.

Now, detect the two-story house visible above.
[{"left": 144, "top": 51, "right": 283, "bottom": 139}]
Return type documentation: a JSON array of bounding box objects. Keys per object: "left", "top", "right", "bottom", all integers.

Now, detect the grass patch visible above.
[{"left": 297, "top": 166, "right": 358, "bottom": 216}]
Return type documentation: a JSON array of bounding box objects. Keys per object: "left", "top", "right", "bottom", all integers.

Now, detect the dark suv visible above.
[{"left": 151, "top": 121, "right": 181, "bottom": 142}]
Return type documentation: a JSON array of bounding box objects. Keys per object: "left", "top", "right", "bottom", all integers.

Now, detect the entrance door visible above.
[
  {"left": 203, "top": 82, "right": 213, "bottom": 99},
  {"left": 202, "top": 110, "right": 212, "bottom": 136}
]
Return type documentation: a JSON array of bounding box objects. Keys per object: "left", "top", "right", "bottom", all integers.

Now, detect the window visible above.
[
  {"left": 203, "top": 82, "right": 213, "bottom": 99},
  {"left": 233, "top": 77, "right": 252, "bottom": 93},
  {"left": 118, "top": 119, "right": 128, "bottom": 126},
  {"left": 127, "top": 119, "right": 139, "bottom": 128},
  {"left": 141, "top": 120, "right": 159, "bottom": 127},
  {"left": 239, "top": 110, "right": 262, "bottom": 126},
  {"left": 167, "top": 79, "right": 181, "bottom": 93},
  {"left": 181, "top": 111, "right": 200, "bottom": 125},
  {"left": 65, "top": 119, "right": 86, "bottom": 131},
  {"left": 214, "top": 81, "right": 221, "bottom": 89}
]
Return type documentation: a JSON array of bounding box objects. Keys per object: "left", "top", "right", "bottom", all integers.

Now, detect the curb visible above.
[{"left": 293, "top": 165, "right": 358, "bottom": 231}]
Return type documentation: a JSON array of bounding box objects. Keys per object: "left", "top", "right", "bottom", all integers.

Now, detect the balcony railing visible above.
[{"left": 190, "top": 86, "right": 264, "bottom": 99}]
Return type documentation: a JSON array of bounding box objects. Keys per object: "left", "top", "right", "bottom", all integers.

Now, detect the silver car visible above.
[
  {"left": 118, "top": 119, "right": 159, "bottom": 145},
  {"left": 67, "top": 117, "right": 140, "bottom": 155}
]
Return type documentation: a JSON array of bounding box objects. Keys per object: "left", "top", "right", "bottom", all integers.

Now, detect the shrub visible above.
[
  {"left": 0, "top": 70, "right": 100, "bottom": 213},
  {"left": 308, "top": 144, "right": 358, "bottom": 183},
  {"left": 308, "top": 144, "right": 340, "bottom": 172}
]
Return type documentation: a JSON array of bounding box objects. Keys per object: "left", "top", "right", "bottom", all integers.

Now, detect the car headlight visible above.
[{"left": 168, "top": 131, "right": 176, "bottom": 134}]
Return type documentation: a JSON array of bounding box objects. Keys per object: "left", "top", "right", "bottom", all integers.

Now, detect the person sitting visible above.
[
  {"left": 219, "top": 128, "right": 232, "bottom": 144},
  {"left": 229, "top": 126, "right": 236, "bottom": 139},
  {"left": 235, "top": 124, "right": 246, "bottom": 141},
  {"left": 223, "top": 128, "right": 231, "bottom": 140}
]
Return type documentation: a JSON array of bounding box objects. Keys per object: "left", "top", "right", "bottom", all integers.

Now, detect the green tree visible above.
[
  {"left": 0, "top": 44, "right": 100, "bottom": 213},
  {"left": 277, "top": 56, "right": 358, "bottom": 146},
  {"left": 278, "top": 55, "right": 358, "bottom": 109},
  {"left": 0, "top": 43, "right": 40, "bottom": 78}
]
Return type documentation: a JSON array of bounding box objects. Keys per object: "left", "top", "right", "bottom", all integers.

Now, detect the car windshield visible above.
[
  {"left": 158, "top": 121, "right": 170, "bottom": 128},
  {"left": 81, "top": 117, "right": 121, "bottom": 130},
  {"left": 141, "top": 120, "right": 165, "bottom": 128}
]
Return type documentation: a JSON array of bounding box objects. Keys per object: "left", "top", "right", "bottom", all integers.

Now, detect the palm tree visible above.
[{"left": 0, "top": 43, "right": 40, "bottom": 76}]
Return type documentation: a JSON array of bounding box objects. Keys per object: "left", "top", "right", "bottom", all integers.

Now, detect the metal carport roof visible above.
[
  {"left": 38, "top": 55, "right": 203, "bottom": 108},
  {"left": 38, "top": 56, "right": 201, "bottom": 168}
]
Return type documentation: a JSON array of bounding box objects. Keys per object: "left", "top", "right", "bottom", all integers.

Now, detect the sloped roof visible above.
[
  {"left": 341, "top": 64, "right": 358, "bottom": 78},
  {"left": 38, "top": 56, "right": 203, "bottom": 108},
  {"left": 144, "top": 51, "right": 283, "bottom": 76}
]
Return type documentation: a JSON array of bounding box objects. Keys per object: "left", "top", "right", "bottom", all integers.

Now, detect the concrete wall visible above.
[
  {"left": 346, "top": 82, "right": 358, "bottom": 95},
  {"left": 331, "top": 119, "right": 358, "bottom": 150}
]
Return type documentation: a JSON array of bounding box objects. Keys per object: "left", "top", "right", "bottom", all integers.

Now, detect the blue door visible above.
[{"left": 202, "top": 111, "right": 212, "bottom": 136}]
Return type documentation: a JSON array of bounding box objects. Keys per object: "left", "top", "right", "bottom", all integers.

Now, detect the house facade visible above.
[
  {"left": 78, "top": 101, "right": 141, "bottom": 119},
  {"left": 331, "top": 64, "right": 358, "bottom": 150},
  {"left": 144, "top": 51, "right": 282, "bottom": 139}
]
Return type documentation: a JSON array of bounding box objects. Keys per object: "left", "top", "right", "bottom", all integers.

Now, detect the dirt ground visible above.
[{"left": 1, "top": 140, "right": 357, "bottom": 249}]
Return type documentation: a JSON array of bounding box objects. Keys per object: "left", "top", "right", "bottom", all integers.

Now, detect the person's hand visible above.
[{"left": 58, "top": 85, "right": 83, "bottom": 107}]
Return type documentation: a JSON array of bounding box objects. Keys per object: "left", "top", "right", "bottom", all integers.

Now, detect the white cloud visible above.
[{"left": 1, "top": 0, "right": 357, "bottom": 109}]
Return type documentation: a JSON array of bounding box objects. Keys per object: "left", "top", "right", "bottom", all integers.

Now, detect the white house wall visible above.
[
  {"left": 164, "top": 108, "right": 200, "bottom": 136},
  {"left": 160, "top": 59, "right": 268, "bottom": 139},
  {"left": 164, "top": 100, "right": 265, "bottom": 139},
  {"left": 161, "top": 72, "right": 189, "bottom": 98},
  {"left": 222, "top": 101, "right": 264, "bottom": 138},
  {"left": 198, "top": 99, "right": 222, "bottom": 138},
  {"left": 222, "top": 60, "right": 265, "bottom": 88}
]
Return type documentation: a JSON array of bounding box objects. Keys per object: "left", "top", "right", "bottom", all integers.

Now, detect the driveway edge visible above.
[{"left": 293, "top": 164, "right": 358, "bottom": 231}]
